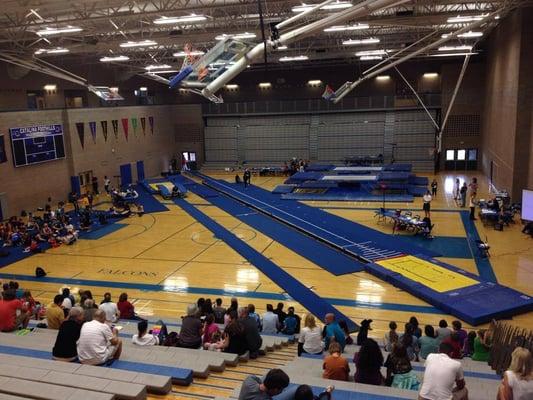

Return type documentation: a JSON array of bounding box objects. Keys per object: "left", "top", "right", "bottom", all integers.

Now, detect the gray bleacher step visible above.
[
  {"left": 0, "top": 365, "right": 146, "bottom": 400},
  {"left": 0, "top": 346, "right": 173, "bottom": 394},
  {"left": 0, "top": 394, "right": 30, "bottom": 400},
  {"left": 0, "top": 376, "right": 114, "bottom": 400}
]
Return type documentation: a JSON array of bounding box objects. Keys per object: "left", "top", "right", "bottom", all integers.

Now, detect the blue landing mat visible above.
[
  {"left": 170, "top": 176, "right": 365, "bottom": 275},
  {"left": 135, "top": 184, "right": 169, "bottom": 213},
  {"left": 171, "top": 194, "right": 359, "bottom": 332},
  {"left": 196, "top": 174, "right": 440, "bottom": 262},
  {"left": 282, "top": 192, "right": 414, "bottom": 202},
  {"left": 396, "top": 236, "right": 472, "bottom": 259},
  {"left": 0, "top": 243, "right": 51, "bottom": 269},
  {"left": 366, "top": 254, "right": 533, "bottom": 325},
  {"left": 0, "top": 344, "right": 193, "bottom": 384}
]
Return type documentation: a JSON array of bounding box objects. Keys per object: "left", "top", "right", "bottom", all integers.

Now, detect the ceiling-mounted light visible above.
[
  {"left": 279, "top": 55, "right": 309, "bottom": 62},
  {"left": 259, "top": 82, "right": 272, "bottom": 88},
  {"left": 438, "top": 45, "right": 473, "bottom": 52},
  {"left": 442, "top": 31, "right": 483, "bottom": 39},
  {"left": 215, "top": 32, "right": 256, "bottom": 40},
  {"left": 148, "top": 70, "right": 179, "bottom": 74},
  {"left": 423, "top": 72, "right": 439, "bottom": 78},
  {"left": 145, "top": 64, "right": 172, "bottom": 71},
  {"left": 430, "top": 52, "right": 478, "bottom": 57},
  {"left": 447, "top": 14, "right": 488, "bottom": 24},
  {"left": 153, "top": 14, "right": 207, "bottom": 24},
  {"left": 120, "top": 40, "right": 157, "bottom": 48},
  {"left": 307, "top": 80, "right": 323, "bottom": 85},
  {"left": 324, "top": 24, "right": 369, "bottom": 32},
  {"left": 292, "top": 1, "right": 352, "bottom": 12},
  {"left": 43, "top": 84, "right": 57, "bottom": 91},
  {"left": 342, "top": 38, "right": 380, "bottom": 45},
  {"left": 355, "top": 49, "right": 387, "bottom": 56},
  {"left": 36, "top": 26, "right": 82, "bottom": 36},
  {"left": 376, "top": 75, "right": 391, "bottom": 81},
  {"left": 225, "top": 84, "right": 239, "bottom": 89},
  {"left": 360, "top": 55, "right": 382, "bottom": 60},
  {"left": 276, "top": 45, "right": 288, "bottom": 50},
  {"left": 35, "top": 47, "right": 69, "bottom": 55},
  {"left": 173, "top": 50, "right": 205, "bottom": 57},
  {"left": 100, "top": 55, "right": 130, "bottom": 62}
]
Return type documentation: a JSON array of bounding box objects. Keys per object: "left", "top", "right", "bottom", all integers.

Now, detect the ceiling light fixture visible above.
[
  {"left": 430, "top": 52, "right": 478, "bottom": 57},
  {"left": 153, "top": 14, "right": 207, "bottom": 24},
  {"left": 438, "top": 45, "right": 473, "bottom": 52},
  {"left": 259, "top": 82, "right": 272, "bottom": 88},
  {"left": 120, "top": 40, "right": 157, "bottom": 48},
  {"left": 355, "top": 49, "right": 387, "bottom": 56},
  {"left": 215, "top": 32, "right": 256, "bottom": 40},
  {"left": 307, "top": 80, "right": 323, "bottom": 85},
  {"left": 276, "top": 45, "right": 288, "bottom": 50},
  {"left": 225, "top": 84, "right": 239, "bottom": 89},
  {"left": 360, "top": 55, "right": 382, "bottom": 60},
  {"left": 376, "top": 75, "right": 391, "bottom": 81},
  {"left": 292, "top": 1, "right": 352, "bottom": 12},
  {"left": 35, "top": 47, "right": 69, "bottom": 55},
  {"left": 43, "top": 84, "right": 57, "bottom": 91},
  {"left": 36, "top": 26, "right": 82, "bottom": 36},
  {"left": 148, "top": 70, "right": 179, "bottom": 74},
  {"left": 423, "top": 72, "right": 439, "bottom": 78},
  {"left": 343, "top": 38, "right": 380, "bottom": 45},
  {"left": 447, "top": 14, "right": 488, "bottom": 24},
  {"left": 442, "top": 31, "right": 483, "bottom": 39},
  {"left": 324, "top": 24, "right": 369, "bottom": 32},
  {"left": 279, "top": 55, "right": 309, "bottom": 62},
  {"left": 100, "top": 55, "right": 130, "bottom": 62},
  {"left": 144, "top": 64, "right": 172, "bottom": 71},
  {"left": 173, "top": 50, "right": 205, "bottom": 57}
]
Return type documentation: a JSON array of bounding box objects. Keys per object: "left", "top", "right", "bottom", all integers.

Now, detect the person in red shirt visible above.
[
  {"left": 441, "top": 332, "right": 463, "bottom": 359},
  {"left": 117, "top": 292, "right": 143, "bottom": 320},
  {"left": 0, "top": 289, "right": 30, "bottom": 332}
]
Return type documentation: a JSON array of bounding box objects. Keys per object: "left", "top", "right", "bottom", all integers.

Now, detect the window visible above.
[
  {"left": 468, "top": 149, "right": 477, "bottom": 161},
  {"left": 446, "top": 150, "right": 455, "bottom": 161},
  {"left": 457, "top": 149, "right": 466, "bottom": 160}
]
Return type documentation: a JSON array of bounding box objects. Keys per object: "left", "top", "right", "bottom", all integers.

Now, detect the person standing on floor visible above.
[
  {"left": 92, "top": 176, "right": 99, "bottom": 194},
  {"left": 454, "top": 178, "right": 460, "bottom": 201},
  {"left": 243, "top": 169, "right": 251, "bottom": 188},
  {"left": 469, "top": 193, "right": 477, "bottom": 221},
  {"left": 431, "top": 179, "right": 438, "bottom": 196},
  {"left": 460, "top": 183, "right": 468, "bottom": 207},
  {"left": 104, "top": 176, "right": 111, "bottom": 193},
  {"left": 423, "top": 190, "right": 432, "bottom": 218}
]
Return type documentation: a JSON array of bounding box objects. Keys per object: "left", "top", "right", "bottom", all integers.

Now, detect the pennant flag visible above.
[
  {"left": 322, "top": 84, "right": 335, "bottom": 100},
  {"left": 101, "top": 121, "right": 108, "bottom": 142},
  {"left": 89, "top": 121, "right": 97, "bottom": 144},
  {"left": 148, "top": 116, "right": 154, "bottom": 135},
  {"left": 75, "top": 122, "right": 85, "bottom": 149},
  {"left": 111, "top": 119, "right": 119, "bottom": 140},
  {"left": 140, "top": 117, "right": 146, "bottom": 136},
  {"left": 121, "top": 118, "right": 129, "bottom": 141},
  {"left": 131, "top": 117, "right": 138, "bottom": 137}
]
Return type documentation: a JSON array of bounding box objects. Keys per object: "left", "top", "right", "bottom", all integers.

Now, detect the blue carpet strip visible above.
[
  {"left": 171, "top": 195, "right": 359, "bottom": 332},
  {"left": 459, "top": 211, "right": 497, "bottom": 283}
]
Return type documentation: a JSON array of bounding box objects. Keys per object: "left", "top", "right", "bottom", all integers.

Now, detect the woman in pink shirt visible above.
[{"left": 203, "top": 314, "right": 220, "bottom": 345}]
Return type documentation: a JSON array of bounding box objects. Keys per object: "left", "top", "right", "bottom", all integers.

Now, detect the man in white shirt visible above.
[
  {"left": 99, "top": 292, "right": 119, "bottom": 323},
  {"left": 262, "top": 304, "right": 279, "bottom": 334},
  {"left": 77, "top": 309, "right": 122, "bottom": 365},
  {"left": 419, "top": 342, "right": 467, "bottom": 400}
]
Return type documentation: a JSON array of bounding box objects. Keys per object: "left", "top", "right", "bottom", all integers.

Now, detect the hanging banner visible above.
[
  {"left": 111, "top": 120, "right": 118, "bottom": 140},
  {"left": 121, "top": 118, "right": 129, "bottom": 141},
  {"left": 100, "top": 121, "right": 108, "bottom": 142},
  {"left": 140, "top": 117, "right": 146, "bottom": 136},
  {"left": 148, "top": 116, "right": 154, "bottom": 135},
  {"left": 75, "top": 122, "right": 85, "bottom": 149},
  {"left": 89, "top": 121, "right": 97, "bottom": 144},
  {"left": 131, "top": 117, "right": 138, "bottom": 137}
]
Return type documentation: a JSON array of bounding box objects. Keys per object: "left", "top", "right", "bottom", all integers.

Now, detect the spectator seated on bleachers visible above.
[
  {"left": 298, "top": 314, "right": 323, "bottom": 356},
  {"left": 419, "top": 325, "right": 440, "bottom": 360},
  {"left": 99, "top": 292, "right": 119, "bottom": 323},
  {"left": 323, "top": 313, "right": 346, "bottom": 352},
  {"left": 213, "top": 298, "right": 226, "bottom": 324},
  {"left": 238, "top": 368, "right": 290, "bottom": 400},
  {"left": 202, "top": 314, "right": 220, "bottom": 346},
  {"left": 419, "top": 342, "right": 468, "bottom": 400},
  {"left": 354, "top": 338, "right": 383, "bottom": 385},
  {"left": 52, "top": 306, "right": 84, "bottom": 361},
  {"left": 262, "top": 304, "right": 280, "bottom": 334},
  {"left": 132, "top": 319, "right": 166, "bottom": 346},
  {"left": 222, "top": 309, "right": 247, "bottom": 355},
  {"left": 178, "top": 304, "right": 203, "bottom": 349},
  {"left": 322, "top": 342, "right": 349, "bottom": 381},
  {"left": 239, "top": 306, "right": 263, "bottom": 359},
  {"left": 497, "top": 347, "right": 533, "bottom": 400},
  {"left": 117, "top": 292, "right": 143, "bottom": 320},
  {"left": 46, "top": 294, "right": 65, "bottom": 329},
  {"left": 77, "top": 309, "right": 122, "bottom": 365},
  {"left": 384, "top": 321, "right": 399, "bottom": 352},
  {"left": 282, "top": 308, "right": 299, "bottom": 335},
  {"left": 384, "top": 343, "right": 420, "bottom": 390},
  {"left": 471, "top": 329, "right": 491, "bottom": 362},
  {"left": 0, "top": 288, "right": 30, "bottom": 332},
  {"left": 248, "top": 303, "right": 262, "bottom": 331}
]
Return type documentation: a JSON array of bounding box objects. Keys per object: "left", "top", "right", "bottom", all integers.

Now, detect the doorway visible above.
[
  {"left": 182, "top": 151, "right": 198, "bottom": 170},
  {"left": 78, "top": 170, "right": 94, "bottom": 194}
]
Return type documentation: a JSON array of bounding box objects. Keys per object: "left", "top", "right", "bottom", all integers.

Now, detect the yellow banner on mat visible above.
[{"left": 376, "top": 255, "right": 478, "bottom": 293}]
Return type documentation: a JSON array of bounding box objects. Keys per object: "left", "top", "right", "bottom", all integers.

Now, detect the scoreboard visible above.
[{"left": 10, "top": 124, "right": 65, "bottom": 167}]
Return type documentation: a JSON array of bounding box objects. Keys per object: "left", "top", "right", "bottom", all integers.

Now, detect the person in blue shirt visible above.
[{"left": 322, "top": 313, "right": 346, "bottom": 351}]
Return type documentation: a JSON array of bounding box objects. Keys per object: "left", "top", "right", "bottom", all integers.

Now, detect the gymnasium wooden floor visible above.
[{"left": 2, "top": 171, "right": 532, "bottom": 335}]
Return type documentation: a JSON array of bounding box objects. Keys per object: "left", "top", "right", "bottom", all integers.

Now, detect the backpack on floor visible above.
[{"left": 35, "top": 267, "right": 47, "bottom": 278}]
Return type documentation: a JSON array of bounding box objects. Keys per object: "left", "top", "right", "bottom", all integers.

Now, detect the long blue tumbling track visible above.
[
  {"left": 169, "top": 176, "right": 366, "bottom": 275},
  {"left": 195, "top": 173, "right": 440, "bottom": 262},
  {"left": 171, "top": 189, "right": 359, "bottom": 332}
]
